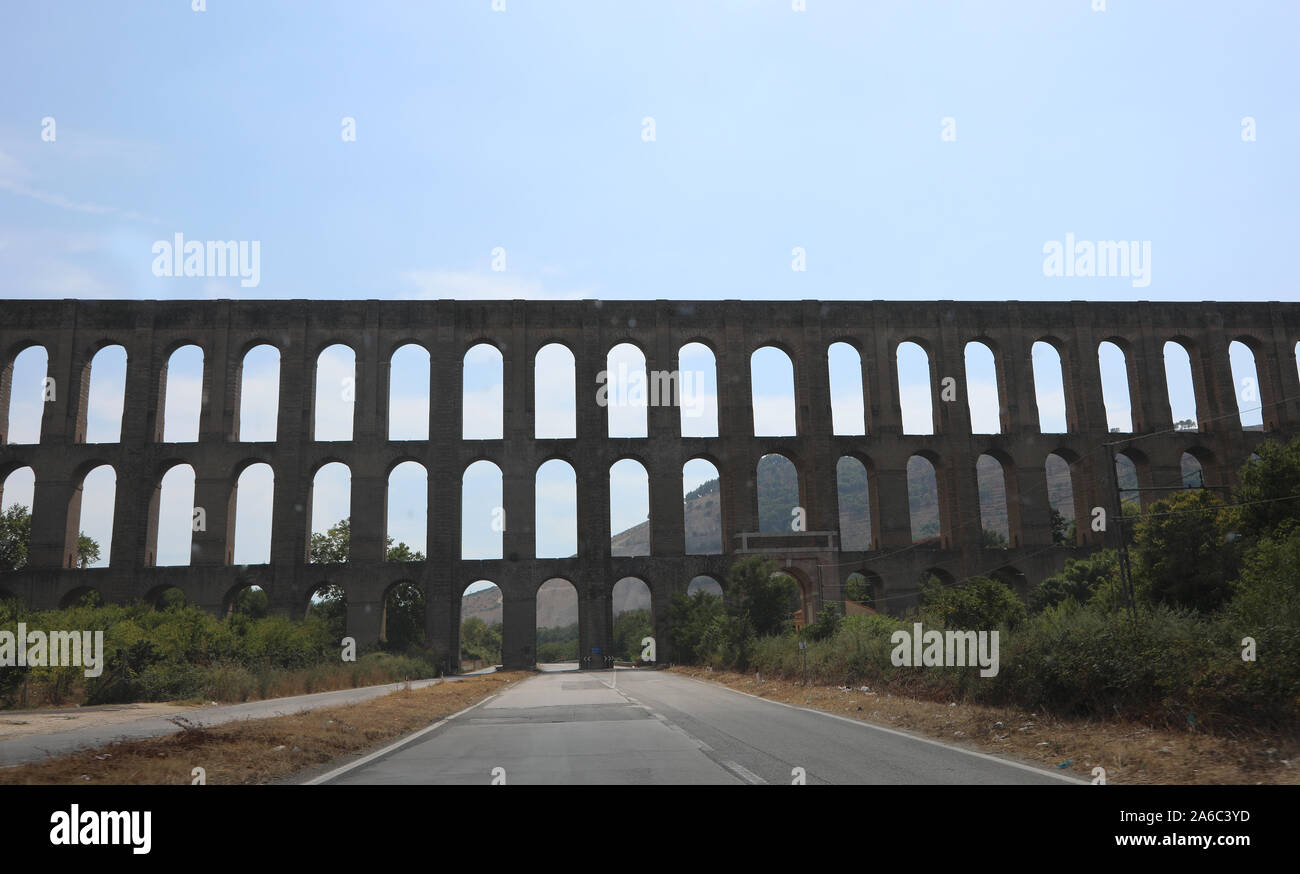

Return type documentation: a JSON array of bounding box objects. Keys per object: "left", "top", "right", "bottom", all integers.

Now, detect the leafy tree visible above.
[
  {"left": 845, "top": 574, "right": 875, "bottom": 608},
  {"left": 310, "top": 519, "right": 352, "bottom": 564},
  {"left": 460, "top": 616, "right": 502, "bottom": 666},
  {"left": 724, "top": 556, "right": 800, "bottom": 638},
  {"left": 920, "top": 575, "right": 1026, "bottom": 630},
  {"left": 667, "top": 590, "right": 726, "bottom": 664},
  {"left": 1, "top": 504, "right": 100, "bottom": 571},
  {"left": 613, "top": 608, "right": 653, "bottom": 661},
  {"left": 1031, "top": 549, "right": 1117, "bottom": 612},
  {"left": 1130, "top": 489, "right": 1236, "bottom": 613},
  {"left": 232, "top": 586, "right": 269, "bottom": 618},
  {"left": 383, "top": 582, "right": 426, "bottom": 652},
  {"left": 981, "top": 529, "right": 1009, "bottom": 549},
  {"left": 1049, "top": 508, "right": 1075, "bottom": 546},
  {"left": 1234, "top": 437, "right": 1300, "bottom": 539},
  {"left": 0, "top": 504, "right": 31, "bottom": 571},
  {"left": 802, "top": 601, "right": 842, "bottom": 642}
]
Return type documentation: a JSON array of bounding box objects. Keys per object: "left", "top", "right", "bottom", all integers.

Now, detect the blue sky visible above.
[{"left": 1, "top": 1, "right": 1293, "bottom": 578}]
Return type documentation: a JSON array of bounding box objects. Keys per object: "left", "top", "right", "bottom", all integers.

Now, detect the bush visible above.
[{"left": 920, "top": 575, "right": 1026, "bottom": 631}]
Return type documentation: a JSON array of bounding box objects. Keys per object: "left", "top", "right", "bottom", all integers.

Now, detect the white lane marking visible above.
[
  {"left": 670, "top": 673, "right": 1087, "bottom": 785},
  {"left": 305, "top": 676, "right": 530, "bottom": 785},
  {"left": 722, "top": 760, "right": 767, "bottom": 785}
]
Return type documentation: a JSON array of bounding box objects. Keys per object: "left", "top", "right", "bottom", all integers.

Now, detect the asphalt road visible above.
[{"left": 318, "top": 668, "right": 1080, "bottom": 786}]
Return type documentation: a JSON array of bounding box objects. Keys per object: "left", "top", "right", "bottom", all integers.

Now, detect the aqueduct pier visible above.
[{"left": 1, "top": 299, "right": 1296, "bottom": 670}]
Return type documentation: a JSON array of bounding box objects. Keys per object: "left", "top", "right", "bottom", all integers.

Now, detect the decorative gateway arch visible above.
[{"left": 2, "top": 299, "right": 1298, "bottom": 670}]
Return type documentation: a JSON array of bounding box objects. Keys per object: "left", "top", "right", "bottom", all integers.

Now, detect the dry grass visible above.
[
  {"left": 671, "top": 666, "right": 1300, "bottom": 785},
  {"left": 0, "top": 672, "right": 527, "bottom": 785}
]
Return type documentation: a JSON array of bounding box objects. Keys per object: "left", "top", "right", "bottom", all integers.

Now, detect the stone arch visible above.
[
  {"left": 380, "top": 579, "right": 425, "bottom": 650},
  {"left": 683, "top": 456, "right": 723, "bottom": 555},
  {"left": 896, "top": 338, "right": 935, "bottom": 436},
  {"left": 535, "top": 342, "right": 576, "bottom": 439},
  {"left": 157, "top": 343, "right": 204, "bottom": 443},
  {"left": 2, "top": 343, "right": 48, "bottom": 445},
  {"left": 234, "top": 341, "right": 280, "bottom": 442},
  {"left": 388, "top": 343, "right": 430, "bottom": 441},
  {"left": 679, "top": 341, "right": 719, "bottom": 437},
  {"left": 146, "top": 461, "right": 197, "bottom": 567},
  {"left": 751, "top": 345, "right": 797, "bottom": 437},
  {"left": 79, "top": 344, "right": 127, "bottom": 444},
  {"left": 1031, "top": 337, "right": 1070, "bottom": 433},
  {"left": 312, "top": 343, "right": 356, "bottom": 442},
  {"left": 610, "top": 457, "right": 651, "bottom": 556}
]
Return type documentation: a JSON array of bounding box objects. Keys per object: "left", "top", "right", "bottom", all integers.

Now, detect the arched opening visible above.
[
  {"left": 381, "top": 581, "right": 425, "bottom": 652},
  {"left": 683, "top": 458, "right": 722, "bottom": 555},
  {"left": 687, "top": 575, "right": 723, "bottom": 601},
  {"left": 4, "top": 345, "right": 47, "bottom": 444},
  {"left": 836, "top": 456, "right": 872, "bottom": 550},
  {"left": 610, "top": 458, "right": 650, "bottom": 556},
  {"left": 536, "top": 578, "right": 579, "bottom": 668},
  {"left": 605, "top": 343, "right": 648, "bottom": 438},
  {"left": 964, "top": 341, "right": 1002, "bottom": 434},
  {"left": 1098, "top": 341, "right": 1133, "bottom": 433},
  {"left": 612, "top": 577, "right": 653, "bottom": 662},
  {"left": 237, "top": 344, "right": 279, "bottom": 441},
  {"left": 1032, "top": 340, "right": 1068, "bottom": 433},
  {"left": 231, "top": 462, "right": 274, "bottom": 565},
  {"left": 59, "top": 587, "right": 102, "bottom": 609},
  {"left": 147, "top": 585, "right": 187, "bottom": 611},
  {"left": 535, "top": 343, "right": 576, "bottom": 439},
  {"left": 386, "top": 461, "right": 427, "bottom": 561},
  {"left": 159, "top": 344, "right": 203, "bottom": 442},
  {"left": 462, "top": 460, "right": 503, "bottom": 560},
  {"left": 758, "top": 452, "right": 800, "bottom": 534},
  {"left": 388, "top": 344, "right": 430, "bottom": 441},
  {"left": 71, "top": 464, "right": 115, "bottom": 568},
  {"left": 828, "top": 342, "right": 865, "bottom": 436},
  {"left": 990, "top": 566, "right": 1030, "bottom": 602},
  {"left": 463, "top": 343, "right": 504, "bottom": 440},
  {"left": 149, "top": 463, "right": 196, "bottom": 566},
  {"left": 844, "top": 570, "right": 880, "bottom": 612},
  {"left": 751, "top": 346, "right": 797, "bottom": 437},
  {"left": 1164, "top": 341, "right": 1198, "bottom": 431},
  {"left": 907, "top": 455, "right": 941, "bottom": 545},
  {"left": 771, "top": 570, "right": 806, "bottom": 628},
  {"left": 81, "top": 345, "right": 126, "bottom": 443},
  {"left": 1, "top": 466, "right": 35, "bottom": 570},
  {"left": 1229, "top": 340, "right": 1265, "bottom": 431},
  {"left": 679, "top": 342, "right": 719, "bottom": 438},
  {"left": 305, "top": 582, "right": 346, "bottom": 642},
  {"left": 314, "top": 344, "right": 355, "bottom": 441},
  {"left": 896, "top": 341, "right": 934, "bottom": 435},
  {"left": 1045, "top": 452, "right": 1077, "bottom": 546},
  {"left": 308, "top": 462, "right": 351, "bottom": 563},
  {"left": 224, "top": 582, "right": 268, "bottom": 618},
  {"left": 536, "top": 459, "right": 577, "bottom": 559},
  {"left": 461, "top": 580, "right": 503, "bottom": 671},
  {"left": 976, "top": 454, "right": 1011, "bottom": 548},
  {"left": 1182, "top": 451, "right": 1205, "bottom": 488}
]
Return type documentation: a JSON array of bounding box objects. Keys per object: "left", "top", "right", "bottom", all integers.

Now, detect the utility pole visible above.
[{"left": 1106, "top": 442, "right": 1138, "bottom": 621}]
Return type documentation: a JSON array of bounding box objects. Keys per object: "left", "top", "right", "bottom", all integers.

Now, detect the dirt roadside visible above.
[{"left": 0, "top": 671, "right": 526, "bottom": 785}]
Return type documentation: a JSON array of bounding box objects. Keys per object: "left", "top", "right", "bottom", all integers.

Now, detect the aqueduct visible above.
[{"left": 1, "top": 299, "right": 1297, "bottom": 670}]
